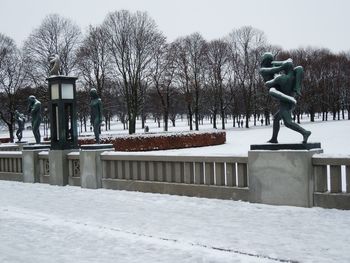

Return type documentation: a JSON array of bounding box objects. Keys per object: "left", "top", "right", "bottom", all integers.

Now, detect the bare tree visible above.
[
  {"left": 102, "top": 10, "right": 165, "bottom": 134},
  {"left": 0, "top": 33, "right": 27, "bottom": 141},
  {"left": 228, "top": 26, "right": 267, "bottom": 128},
  {"left": 185, "top": 33, "right": 207, "bottom": 131},
  {"left": 206, "top": 39, "right": 231, "bottom": 129},
  {"left": 150, "top": 42, "right": 177, "bottom": 131},
  {"left": 174, "top": 33, "right": 207, "bottom": 131},
  {"left": 76, "top": 25, "right": 113, "bottom": 130},
  {"left": 23, "top": 14, "right": 81, "bottom": 89}
]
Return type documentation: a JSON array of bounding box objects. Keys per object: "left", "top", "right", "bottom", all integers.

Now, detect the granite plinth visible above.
[{"left": 250, "top": 143, "right": 321, "bottom": 151}]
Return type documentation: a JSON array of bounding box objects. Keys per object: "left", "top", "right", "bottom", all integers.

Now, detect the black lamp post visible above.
[{"left": 47, "top": 75, "right": 78, "bottom": 150}]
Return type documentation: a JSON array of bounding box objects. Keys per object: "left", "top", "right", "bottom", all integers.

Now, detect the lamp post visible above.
[{"left": 47, "top": 75, "right": 78, "bottom": 150}]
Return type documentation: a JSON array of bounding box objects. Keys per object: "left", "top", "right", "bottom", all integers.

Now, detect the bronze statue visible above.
[
  {"left": 260, "top": 52, "right": 311, "bottom": 143},
  {"left": 28, "top": 95, "right": 42, "bottom": 144},
  {"left": 14, "top": 110, "right": 25, "bottom": 142},
  {"left": 90, "top": 88, "right": 103, "bottom": 143},
  {"left": 48, "top": 54, "right": 60, "bottom": 76}
]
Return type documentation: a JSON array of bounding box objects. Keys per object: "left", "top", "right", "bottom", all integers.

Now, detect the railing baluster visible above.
[
  {"left": 174, "top": 162, "right": 182, "bottom": 183},
  {"left": 237, "top": 163, "right": 248, "bottom": 187},
  {"left": 346, "top": 165, "right": 350, "bottom": 194},
  {"left": 205, "top": 162, "right": 214, "bottom": 185},
  {"left": 195, "top": 162, "right": 204, "bottom": 184},
  {"left": 148, "top": 161, "right": 155, "bottom": 181},
  {"left": 330, "top": 165, "right": 342, "bottom": 193},
  {"left": 183, "top": 162, "right": 194, "bottom": 184},
  {"left": 215, "top": 162, "right": 225, "bottom": 186},
  {"left": 314, "top": 165, "right": 327, "bottom": 192},
  {"left": 108, "top": 161, "right": 115, "bottom": 179},
  {"left": 156, "top": 162, "right": 164, "bottom": 182},
  {"left": 165, "top": 162, "right": 173, "bottom": 182},
  {"left": 131, "top": 161, "right": 139, "bottom": 180},
  {"left": 226, "top": 162, "right": 236, "bottom": 186},
  {"left": 140, "top": 161, "right": 147, "bottom": 180},
  {"left": 116, "top": 160, "right": 123, "bottom": 179},
  {"left": 124, "top": 161, "right": 131, "bottom": 180}
]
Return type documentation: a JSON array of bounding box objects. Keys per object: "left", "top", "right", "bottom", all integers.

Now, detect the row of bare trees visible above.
[{"left": 1, "top": 10, "right": 350, "bottom": 139}]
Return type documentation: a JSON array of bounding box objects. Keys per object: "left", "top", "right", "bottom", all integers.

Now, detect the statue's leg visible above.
[
  {"left": 94, "top": 123, "right": 100, "bottom": 144},
  {"left": 269, "top": 88, "right": 296, "bottom": 105},
  {"left": 268, "top": 110, "right": 281, "bottom": 143},
  {"left": 16, "top": 130, "right": 21, "bottom": 142},
  {"left": 33, "top": 121, "right": 41, "bottom": 144},
  {"left": 281, "top": 107, "right": 311, "bottom": 143}
]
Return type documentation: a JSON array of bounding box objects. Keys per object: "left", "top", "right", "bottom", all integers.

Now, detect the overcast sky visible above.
[{"left": 1, "top": 0, "right": 349, "bottom": 52}]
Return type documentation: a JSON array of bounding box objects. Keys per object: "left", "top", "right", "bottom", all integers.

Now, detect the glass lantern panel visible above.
[
  {"left": 51, "top": 84, "right": 59, "bottom": 100},
  {"left": 61, "top": 84, "right": 74, "bottom": 99}
]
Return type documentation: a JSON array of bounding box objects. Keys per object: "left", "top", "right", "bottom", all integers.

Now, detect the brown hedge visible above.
[
  {"left": 0, "top": 138, "right": 12, "bottom": 143},
  {"left": 78, "top": 131, "right": 226, "bottom": 151}
]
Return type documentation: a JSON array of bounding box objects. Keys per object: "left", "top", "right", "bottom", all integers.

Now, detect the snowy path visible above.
[{"left": 1, "top": 181, "right": 349, "bottom": 263}]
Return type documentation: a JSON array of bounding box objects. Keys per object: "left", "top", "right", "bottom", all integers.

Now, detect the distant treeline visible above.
[{"left": 0, "top": 11, "right": 349, "bottom": 139}]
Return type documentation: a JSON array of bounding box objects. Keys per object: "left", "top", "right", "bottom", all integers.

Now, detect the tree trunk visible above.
[
  {"left": 221, "top": 110, "right": 225, "bottom": 130},
  {"left": 187, "top": 104, "right": 193, "bottom": 130},
  {"left": 128, "top": 114, "right": 136, "bottom": 134},
  {"left": 212, "top": 111, "right": 217, "bottom": 129},
  {"left": 163, "top": 111, "right": 169, "bottom": 132},
  {"left": 8, "top": 123, "right": 14, "bottom": 142}
]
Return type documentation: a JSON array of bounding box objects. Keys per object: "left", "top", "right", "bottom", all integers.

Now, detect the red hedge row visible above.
[
  {"left": 78, "top": 131, "right": 226, "bottom": 151},
  {"left": 0, "top": 138, "right": 12, "bottom": 143}
]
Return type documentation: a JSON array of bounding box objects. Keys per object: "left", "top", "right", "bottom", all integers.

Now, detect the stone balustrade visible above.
[
  {"left": 0, "top": 151, "right": 23, "bottom": 181},
  {"left": 0, "top": 149, "right": 349, "bottom": 209},
  {"left": 100, "top": 153, "right": 249, "bottom": 200},
  {"left": 312, "top": 154, "right": 350, "bottom": 209}
]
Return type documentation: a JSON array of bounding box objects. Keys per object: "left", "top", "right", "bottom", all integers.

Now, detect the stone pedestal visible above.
[
  {"left": 49, "top": 150, "right": 75, "bottom": 186},
  {"left": 80, "top": 144, "right": 114, "bottom": 189},
  {"left": 22, "top": 145, "right": 50, "bottom": 183},
  {"left": 248, "top": 144, "right": 322, "bottom": 207}
]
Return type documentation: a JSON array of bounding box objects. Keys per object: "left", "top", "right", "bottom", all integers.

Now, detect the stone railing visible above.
[
  {"left": 38, "top": 151, "right": 50, "bottom": 184},
  {"left": 100, "top": 153, "right": 249, "bottom": 200},
  {"left": 312, "top": 154, "right": 350, "bottom": 209},
  {"left": 68, "top": 152, "right": 81, "bottom": 186},
  {"left": 0, "top": 151, "right": 23, "bottom": 181},
  {"left": 0, "top": 148, "right": 349, "bottom": 210}
]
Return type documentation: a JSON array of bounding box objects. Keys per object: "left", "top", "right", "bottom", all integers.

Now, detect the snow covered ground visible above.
[
  {"left": 1, "top": 118, "right": 350, "bottom": 262},
  {"left": 3, "top": 117, "right": 350, "bottom": 155},
  {"left": 1, "top": 181, "right": 350, "bottom": 263}
]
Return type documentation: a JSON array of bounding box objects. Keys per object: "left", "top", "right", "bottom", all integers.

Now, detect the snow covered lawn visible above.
[{"left": 1, "top": 181, "right": 350, "bottom": 263}]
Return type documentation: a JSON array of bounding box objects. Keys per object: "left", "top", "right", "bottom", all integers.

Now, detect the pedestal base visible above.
[
  {"left": 248, "top": 148, "right": 323, "bottom": 207},
  {"left": 22, "top": 145, "right": 50, "bottom": 183},
  {"left": 49, "top": 150, "right": 75, "bottom": 186},
  {"left": 250, "top": 142, "right": 321, "bottom": 151},
  {"left": 80, "top": 144, "right": 114, "bottom": 189}
]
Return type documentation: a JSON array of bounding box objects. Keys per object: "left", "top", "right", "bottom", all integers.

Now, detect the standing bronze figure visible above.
[
  {"left": 28, "top": 95, "right": 42, "bottom": 144},
  {"left": 260, "top": 52, "right": 311, "bottom": 143},
  {"left": 90, "top": 88, "right": 103, "bottom": 144},
  {"left": 14, "top": 110, "right": 25, "bottom": 142}
]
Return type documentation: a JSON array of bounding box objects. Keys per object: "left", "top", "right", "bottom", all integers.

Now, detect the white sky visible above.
[{"left": 0, "top": 0, "right": 349, "bottom": 52}]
